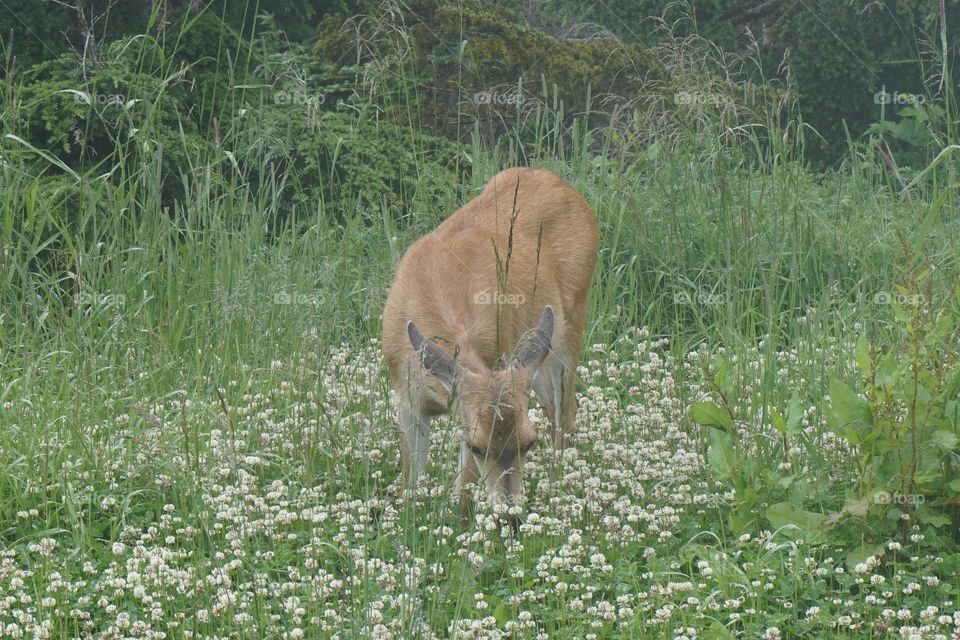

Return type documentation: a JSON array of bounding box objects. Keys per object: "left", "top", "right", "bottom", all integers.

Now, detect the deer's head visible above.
[{"left": 407, "top": 306, "right": 554, "bottom": 528}]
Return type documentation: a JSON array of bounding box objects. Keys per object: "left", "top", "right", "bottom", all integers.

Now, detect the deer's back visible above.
[{"left": 383, "top": 168, "right": 598, "bottom": 378}]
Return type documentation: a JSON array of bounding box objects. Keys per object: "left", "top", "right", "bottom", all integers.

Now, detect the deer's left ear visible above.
[
  {"left": 513, "top": 305, "right": 554, "bottom": 370},
  {"left": 408, "top": 320, "right": 462, "bottom": 390}
]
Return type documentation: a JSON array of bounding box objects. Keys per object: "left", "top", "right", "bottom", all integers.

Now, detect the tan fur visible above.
[{"left": 381, "top": 167, "right": 599, "bottom": 526}]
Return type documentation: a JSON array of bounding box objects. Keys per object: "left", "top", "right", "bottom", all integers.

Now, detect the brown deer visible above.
[{"left": 382, "top": 167, "right": 599, "bottom": 528}]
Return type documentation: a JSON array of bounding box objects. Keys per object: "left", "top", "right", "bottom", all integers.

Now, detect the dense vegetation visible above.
[{"left": 1, "top": 0, "right": 959, "bottom": 637}]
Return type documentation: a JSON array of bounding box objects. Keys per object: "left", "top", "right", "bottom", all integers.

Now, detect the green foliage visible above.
[
  {"left": 11, "top": 43, "right": 204, "bottom": 162},
  {"left": 0, "top": 0, "right": 137, "bottom": 70},
  {"left": 289, "top": 109, "right": 463, "bottom": 223},
  {"left": 829, "top": 257, "right": 960, "bottom": 545},
  {"left": 695, "top": 240, "right": 960, "bottom": 565},
  {"left": 315, "top": 0, "right": 658, "bottom": 136}
]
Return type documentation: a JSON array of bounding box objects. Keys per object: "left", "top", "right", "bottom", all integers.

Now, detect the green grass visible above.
[{"left": 1, "top": 5, "right": 959, "bottom": 638}]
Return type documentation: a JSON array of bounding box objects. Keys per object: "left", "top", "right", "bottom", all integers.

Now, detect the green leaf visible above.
[
  {"left": 771, "top": 409, "right": 786, "bottom": 434},
  {"left": 493, "top": 602, "right": 508, "bottom": 626},
  {"left": 916, "top": 505, "right": 951, "bottom": 528},
  {"left": 931, "top": 430, "right": 959, "bottom": 451},
  {"left": 707, "top": 429, "right": 735, "bottom": 481},
  {"left": 824, "top": 378, "right": 873, "bottom": 445},
  {"left": 707, "top": 621, "right": 736, "bottom": 639},
  {"left": 692, "top": 402, "right": 734, "bottom": 432},
  {"left": 876, "top": 353, "right": 901, "bottom": 387},
  {"left": 855, "top": 333, "right": 872, "bottom": 378},
  {"left": 787, "top": 478, "right": 815, "bottom": 502},
  {"left": 846, "top": 544, "right": 885, "bottom": 572},
  {"left": 713, "top": 357, "right": 731, "bottom": 396},
  {"left": 776, "top": 474, "right": 795, "bottom": 490},
  {"left": 766, "top": 501, "right": 826, "bottom": 542},
  {"left": 927, "top": 313, "right": 958, "bottom": 346},
  {"left": 784, "top": 394, "right": 804, "bottom": 437}
]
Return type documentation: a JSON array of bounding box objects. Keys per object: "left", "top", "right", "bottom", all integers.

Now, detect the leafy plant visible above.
[
  {"left": 694, "top": 238, "right": 960, "bottom": 566},
  {"left": 825, "top": 245, "right": 960, "bottom": 547}
]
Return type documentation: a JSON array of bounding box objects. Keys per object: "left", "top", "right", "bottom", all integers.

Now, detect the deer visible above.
[{"left": 381, "top": 167, "right": 599, "bottom": 530}]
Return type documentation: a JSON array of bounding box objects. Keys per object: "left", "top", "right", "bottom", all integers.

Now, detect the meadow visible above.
[{"left": 1, "top": 1, "right": 960, "bottom": 637}]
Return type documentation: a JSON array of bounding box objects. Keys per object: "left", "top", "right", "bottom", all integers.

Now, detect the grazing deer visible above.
[{"left": 382, "top": 167, "right": 599, "bottom": 528}]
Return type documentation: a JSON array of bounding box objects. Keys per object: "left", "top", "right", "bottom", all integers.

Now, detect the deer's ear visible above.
[
  {"left": 408, "top": 321, "right": 461, "bottom": 389},
  {"left": 514, "top": 305, "right": 554, "bottom": 370}
]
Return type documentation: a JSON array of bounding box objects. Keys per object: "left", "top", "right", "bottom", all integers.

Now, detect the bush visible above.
[{"left": 315, "top": 0, "right": 659, "bottom": 136}]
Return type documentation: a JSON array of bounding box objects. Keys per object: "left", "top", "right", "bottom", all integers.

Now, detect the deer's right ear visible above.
[
  {"left": 514, "top": 305, "right": 554, "bottom": 370},
  {"left": 408, "top": 321, "right": 460, "bottom": 390}
]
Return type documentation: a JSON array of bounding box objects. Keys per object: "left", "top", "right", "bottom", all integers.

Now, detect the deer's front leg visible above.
[{"left": 399, "top": 399, "right": 431, "bottom": 486}]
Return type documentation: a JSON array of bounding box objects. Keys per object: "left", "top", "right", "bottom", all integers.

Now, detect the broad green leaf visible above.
[
  {"left": 784, "top": 393, "right": 804, "bottom": 437},
  {"left": 873, "top": 452, "right": 903, "bottom": 487},
  {"left": 692, "top": 402, "right": 734, "bottom": 432},
  {"left": 707, "top": 429, "right": 735, "bottom": 481},
  {"left": 876, "top": 352, "right": 901, "bottom": 387},
  {"left": 824, "top": 378, "right": 873, "bottom": 445},
  {"left": 845, "top": 544, "right": 885, "bottom": 572},
  {"left": 766, "top": 501, "right": 826, "bottom": 542},
  {"left": 713, "top": 357, "right": 731, "bottom": 396},
  {"left": 787, "top": 478, "right": 815, "bottom": 503},
  {"left": 916, "top": 505, "right": 951, "bottom": 528},
  {"left": 707, "top": 621, "right": 736, "bottom": 639},
  {"left": 730, "top": 510, "right": 757, "bottom": 535},
  {"left": 771, "top": 409, "right": 786, "bottom": 434},
  {"left": 874, "top": 422, "right": 902, "bottom": 454},
  {"left": 891, "top": 296, "right": 912, "bottom": 324},
  {"left": 931, "top": 430, "right": 958, "bottom": 451},
  {"left": 927, "top": 313, "right": 958, "bottom": 346},
  {"left": 771, "top": 397, "right": 802, "bottom": 437}
]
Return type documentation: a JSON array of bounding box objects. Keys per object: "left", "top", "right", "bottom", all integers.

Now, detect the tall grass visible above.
[{"left": 2, "top": 4, "right": 956, "bottom": 437}]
